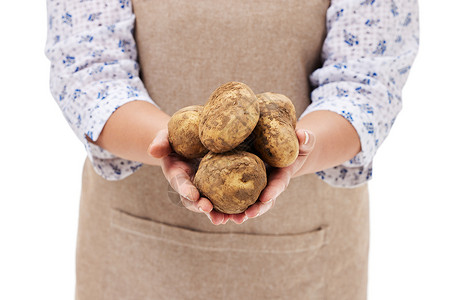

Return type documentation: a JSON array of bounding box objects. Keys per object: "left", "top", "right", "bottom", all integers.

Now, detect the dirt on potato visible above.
[
  {"left": 199, "top": 82, "right": 260, "bottom": 153},
  {"left": 168, "top": 105, "right": 208, "bottom": 159},
  {"left": 193, "top": 150, "right": 267, "bottom": 214},
  {"left": 253, "top": 92, "right": 299, "bottom": 168}
]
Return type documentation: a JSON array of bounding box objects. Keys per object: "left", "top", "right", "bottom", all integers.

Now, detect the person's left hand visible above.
[{"left": 230, "top": 129, "right": 316, "bottom": 224}]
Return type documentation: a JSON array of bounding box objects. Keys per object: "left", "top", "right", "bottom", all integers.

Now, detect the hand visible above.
[
  {"left": 148, "top": 129, "right": 232, "bottom": 225},
  {"left": 230, "top": 129, "right": 316, "bottom": 224}
]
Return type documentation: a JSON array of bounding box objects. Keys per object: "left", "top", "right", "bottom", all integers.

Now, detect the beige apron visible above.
[{"left": 75, "top": 0, "right": 370, "bottom": 299}]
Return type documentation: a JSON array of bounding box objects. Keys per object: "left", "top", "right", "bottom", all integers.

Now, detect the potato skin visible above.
[
  {"left": 199, "top": 82, "right": 260, "bottom": 153},
  {"left": 253, "top": 92, "right": 299, "bottom": 168},
  {"left": 193, "top": 151, "right": 267, "bottom": 214},
  {"left": 168, "top": 105, "right": 208, "bottom": 159}
]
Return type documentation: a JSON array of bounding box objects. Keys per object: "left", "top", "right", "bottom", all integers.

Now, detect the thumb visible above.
[
  {"left": 147, "top": 128, "right": 172, "bottom": 158},
  {"left": 296, "top": 129, "right": 315, "bottom": 156},
  {"left": 293, "top": 129, "right": 316, "bottom": 172}
]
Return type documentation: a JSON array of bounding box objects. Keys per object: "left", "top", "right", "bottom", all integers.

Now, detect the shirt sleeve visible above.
[
  {"left": 45, "top": 0, "right": 157, "bottom": 180},
  {"left": 300, "top": 0, "right": 419, "bottom": 187}
]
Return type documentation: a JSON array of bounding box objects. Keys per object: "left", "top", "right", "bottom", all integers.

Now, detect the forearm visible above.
[
  {"left": 294, "top": 110, "right": 361, "bottom": 177},
  {"left": 90, "top": 100, "right": 171, "bottom": 166}
]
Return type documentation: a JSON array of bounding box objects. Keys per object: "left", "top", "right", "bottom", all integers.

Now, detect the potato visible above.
[
  {"left": 199, "top": 82, "right": 260, "bottom": 153},
  {"left": 231, "top": 131, "right": 256, "bottom": 153},
  {"left": 193, "top": 151, "right": 267, "bottom": 214},
  {"left": 168, "top": 105, "right": 208, "bottom": 159},
  {"left": 253, "top": 92, "right": 299, "bottom": 168}
]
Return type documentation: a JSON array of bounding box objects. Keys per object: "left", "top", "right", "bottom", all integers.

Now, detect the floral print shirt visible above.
[{"left": 45, "top": 0, "right": 419, "bottom": 187}]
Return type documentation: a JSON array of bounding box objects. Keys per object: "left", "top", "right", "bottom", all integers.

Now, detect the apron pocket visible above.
[{"left": 105, "top": 209, "right": 329, "bottom": 300}]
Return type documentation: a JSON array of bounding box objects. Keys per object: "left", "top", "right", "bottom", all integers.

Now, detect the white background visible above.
[{"left": 0, "top": 1, "right": 448, "bottom": 299}]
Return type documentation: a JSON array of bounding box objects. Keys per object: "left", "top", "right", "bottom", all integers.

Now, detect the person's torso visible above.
[
  {"left": 133, "top": 0, "right": 330, "bottom": 117},
  {"left": 77, "top": 3, "right": 371, "bottom": 298}
]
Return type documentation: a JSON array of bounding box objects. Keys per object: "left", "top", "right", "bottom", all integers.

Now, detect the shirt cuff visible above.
[
  {"left": 300, "top": 88, "right": 376, "bottom": 187},
  {"left": 82, "top": 81, "right": 157, "bottom": 180}
]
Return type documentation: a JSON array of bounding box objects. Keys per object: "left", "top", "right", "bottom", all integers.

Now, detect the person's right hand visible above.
[{"left": 148, "top": 129, "right": 232, "bottom": 225}]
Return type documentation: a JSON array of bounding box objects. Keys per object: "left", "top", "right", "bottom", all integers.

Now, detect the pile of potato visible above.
[{"left": 168, "top": 82, "right": 299, "bottom": 214}]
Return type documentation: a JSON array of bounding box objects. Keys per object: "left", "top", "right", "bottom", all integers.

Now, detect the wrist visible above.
[
  {"left": 92, "top": 100, "right": 171, "bottom": 166},
  {"left": 292, "top": 110, "right": 361, "bottom": 177}
]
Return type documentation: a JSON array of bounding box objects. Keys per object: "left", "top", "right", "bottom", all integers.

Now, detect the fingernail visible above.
[
  {"left": 303, "top": 130, "right": 310, "bottom": 145},
  {"left": 242, "top": 216, "right": 248, "bottom": 223},
  {"left": 257, "top": 199, "right": 274, "bottom": 216},
  {"left": 264, "top": 198, "right": 273, "bottom": 205},
  {"left": 198, "top": 207, "right": 205, "bottom": 213},
  {"left": 182, "top": 191, "right": 194, "bottom": 202},
  {"left": 182, "top": 194, "right": 193, "bottom": 202},
  {"left": 205, "top": 212, "right": 212, "bottom": 222}
]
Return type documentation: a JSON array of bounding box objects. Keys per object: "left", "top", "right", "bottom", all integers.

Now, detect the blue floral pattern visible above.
[
  {"left": 45, "top": 0, "right": 419, "bottom": 187},
  {"left": 301, "top": 0, "right": 419, "bottom": 187},
  {"left": 45, "top": 0, "right": 156, "bottom": 180}
]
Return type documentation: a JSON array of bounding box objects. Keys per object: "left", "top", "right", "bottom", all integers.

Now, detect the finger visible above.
[
  {"left": 180, "top": 196, "right": 198, "bottom": 212},
  {"left": 244, "top": 203, "right": 260, "bottom": 218},
  {"left": 161, "top": 156, "right": 200, "bottom": 201},
  {"left": 148, "top": 129, "right": 172, "bottom": 158},
  {"left": 169, "top": 173, "right": 199, "bottom": 202},
  {"left": 258, "top": 168, "right": 291, "bottom": 203},
  {"left": 180, "top": 196, "right": 213, "bottom": 213},
  {"left": 221, "top": 214, "right": 231, "bottom": 224},
  {"left": 197, "top": 197, "right": 214, "bottom": 213},
  {"left": 162, "top": 154, "right": 197, "bottom": 178},
  {"left": 231, "top": 213, "right": 248, "bottom": 224},
  {"left": 294, "top": 129, "right": 316, "bottom": 170},
  {"left": 245, "top": 199, "right": 275, "bottom": 218},
  {"left": 206, "top": 210, "right": 225, "bottom": 225},
  {"left": 296, "top": 129, "right": 316, "bottom": 156}
]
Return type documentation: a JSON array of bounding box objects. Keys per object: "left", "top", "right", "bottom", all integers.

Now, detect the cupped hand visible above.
[
  {"left": 148, "top": 128, "right": 232, "bottom": 225},
  {"left": 230, "top": 129, "right": 316, "bottom": 224}
]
